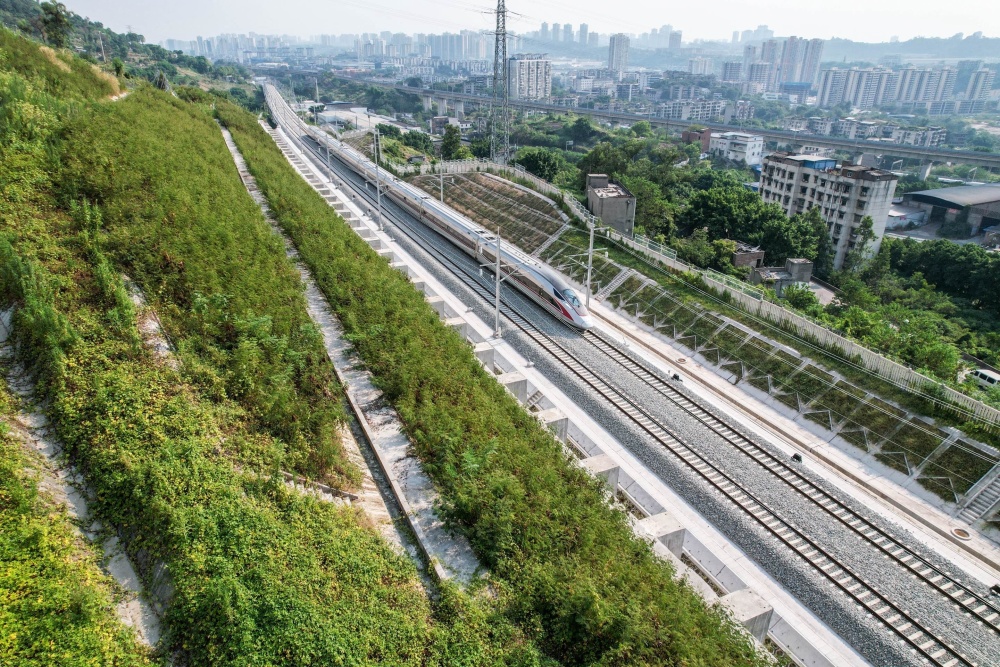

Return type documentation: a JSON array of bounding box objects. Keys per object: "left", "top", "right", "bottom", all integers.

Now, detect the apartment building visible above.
[
  {"left": 708, "top": 131, "right": 764, "bottom": 165},
  {"left": 817, "top": 66, "right": 958, "bottom": 110},
  {"left": 608, "top": 34, "right": 629, "bottom": 77},
  {"left": 654, "top": 99, "right": 731, "bottom": 121},
  {"left": 508, "top": 54, "right": 552, "bottom": 100},
  {"left": 758, "top": 153, "right": 898, "bottom": 269}
]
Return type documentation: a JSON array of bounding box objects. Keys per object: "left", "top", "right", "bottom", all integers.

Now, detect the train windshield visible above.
[{"left": 562, "top": 289, "right": 587, "bottom": 312}]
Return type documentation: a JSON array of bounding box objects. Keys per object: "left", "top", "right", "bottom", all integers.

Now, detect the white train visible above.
[{"left": 275, "top": 95, "right": 594, "bottom": 331}]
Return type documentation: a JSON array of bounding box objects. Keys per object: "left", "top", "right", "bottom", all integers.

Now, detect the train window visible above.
[{"left": 562, "top": 290, "right": 583, "bottom": 308}]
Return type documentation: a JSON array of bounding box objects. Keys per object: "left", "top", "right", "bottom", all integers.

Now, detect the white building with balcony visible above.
[{"left": 708, "top": 131, "right": 764, "bottom": 165}]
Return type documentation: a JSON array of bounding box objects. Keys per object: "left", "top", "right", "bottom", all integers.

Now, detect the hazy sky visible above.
[{"left": 65, "top": 0, "right": 995, "bottom": 45}]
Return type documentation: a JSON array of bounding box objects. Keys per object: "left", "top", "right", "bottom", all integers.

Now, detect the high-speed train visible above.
[{"left": 276, "top": 93, "right": 594, "bottom": 331}]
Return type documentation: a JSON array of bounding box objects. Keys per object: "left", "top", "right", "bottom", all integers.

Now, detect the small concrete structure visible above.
[
  {"left": 586, "top": 174, "right": 636, "bottom": 236},
  {"left": 749, "top": 258, "right": 813, "bottom": 297},
  {"left": 721, "top": 589, "right": 774, "bottom": 642},
  {"left": 732, "top": 242, "right": 766, "bottom": 269}
]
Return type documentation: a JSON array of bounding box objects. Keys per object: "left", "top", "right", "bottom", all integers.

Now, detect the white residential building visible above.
[
  {"left": 508, "top": 54, "right": 552, "bottom": 100},
  {"left": 608, "top": 33, "right": 629, "bottom": 77},
  {"left": 655, "top": 99, "right": 731, "bottom": 121},
  {"left": 709, "top": 132, "right": 764, "bottom": 165},
  {"left": 758, "top": 153, "right": 898, "bottom": 270}
]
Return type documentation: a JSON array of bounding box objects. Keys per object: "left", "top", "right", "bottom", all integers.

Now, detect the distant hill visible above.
[{"left": 823, "top": 34, "right": 1000, "bottom": 63}]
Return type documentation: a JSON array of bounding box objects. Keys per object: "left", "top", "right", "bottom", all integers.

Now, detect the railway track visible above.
[
  {"left": 268, "top": 99, "right": 983, "bottom": 666},
  {"left": 583, "top": 330, "right": 1000, "bottom": 637}
]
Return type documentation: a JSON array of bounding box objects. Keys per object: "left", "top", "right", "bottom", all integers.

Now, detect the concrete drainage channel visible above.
[{"left": 265, "top": 122, "right": 869, "bottom": 667}]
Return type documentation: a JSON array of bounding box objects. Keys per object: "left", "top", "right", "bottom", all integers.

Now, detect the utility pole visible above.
[
  {"left": 585, "top": 221, "right": 595, "bottom": 308},
  {"left": 374, "top": 126, "right": 383, "bottom": 231},
  {"left": 494, "top": 226, "right": 502, "bottom": 338},
  {"left": 98, "top": 33, "right": 106, "bottom": 62},
  {"left": 313, "top": 77, "right": 320, "bottom": 126},
  {"left": 440, "top": 169, "right": 444, "bottom": 202}
]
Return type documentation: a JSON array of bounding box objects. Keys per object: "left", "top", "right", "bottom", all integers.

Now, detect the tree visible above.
[
  {"left": 112, "top": 57, "right": 125, "bottom": 77},
  {"left": 782, "top": 284, "right": 823, "bottom": 316},
  {"left": 840, "top": 215, "right": 876, "bottom": 273},
  {"left": 568, "top": 116, "right": 595, "bottom": 143},
  {"left": 805, "top": 207, "right": 834, "bottom": 278},
  {"left": 620, "top": 175, "right": 673, "bottom": 238},
  {"left": 154, "top": 71, "right": 171, "bottom": 92},
  {"left": 469, "top": 137, "right": 491, "bottom": 159},
  {"left": 402, "top": 131, "right": 434, "bottom": 154},
  {"left": 631, "top": 120, "right": 652, "bottom": 137},
  {"left": 513, "top": 147, "right": 561, "bottom": 182},
  {"left": 576, "top": 142, "right": 628, "bottom": 185},
  {"left": 376, "top": 123, "right": 401, "bottom": 139},
  {"left": 440, "top": 124, "right": 467, "bottom": 160},
  {"left": 39, "top": 2, "right": 71, "bottom": 48}
]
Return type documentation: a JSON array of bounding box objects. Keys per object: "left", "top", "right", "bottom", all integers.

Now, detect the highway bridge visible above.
[{"left": 324, "top": 73, "right": 1000, "bottom": 170}]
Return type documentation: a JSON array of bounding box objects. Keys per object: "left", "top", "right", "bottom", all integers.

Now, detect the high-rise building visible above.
[
  {"left": 668, "top": 31, "right": 682, "bottom": 50},
  {"left": 608, "top": 33, "right": 629, "bottom": 75},
  {"left": 588, "top": 32, "right": 599, "bottom": 48},
  {"left": 563, "top": 24, "right": 573, "bottom": 43},
  {"left": 732, "top": 31, "right": 740, "bottom": 44},
  {"left": 800, "top": 38, "right": 824, "bottom": 86},
  {"left": 955, "top": 59, "right": 984, "bottom": 93},
  {"left": 745, "top": 62, "right": 773, "bottom": 94},
  {"left": 759, "top": 153, "right": 898, "bottom": 270},
  {"left": 540, "top": 22, "right": 549, "bottom": 41},
  {"left": 775, "top": 36, "right": 825, "bottom": 86},
  {"left": 579, "top": 24, "right": 588, "bottom": 45},
  {"left": 777, "top": 36, "right": 802, "bottom": 84},
  {"left": 508, "top": 53, "right": 552, "bottom": 100},
  {"left": 689, "top": 57, "right": 713, "bottom": 76},
  {"left": 966, "top": 68, "right": 996, "bottom": 100},
  {"left": 551, "top": 22, "right": 560, "bottom": 41},
  {"left": 817, "top": 68, "right": 849, "bottom": 106},
  {"left": 742, "top": 45, "right": 757, "bottom": 74},
  {"left": 721, "top": 61, "right": 743, "bottom": 82}
]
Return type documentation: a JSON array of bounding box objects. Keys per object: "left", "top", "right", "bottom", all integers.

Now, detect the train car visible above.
[{"left": 300, "top": 121, "right": 593, "bottom": 330}]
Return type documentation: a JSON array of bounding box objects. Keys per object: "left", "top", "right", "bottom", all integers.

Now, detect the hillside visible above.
[{"left": 0, "top": 27, "right": 769, "bottom": 666}]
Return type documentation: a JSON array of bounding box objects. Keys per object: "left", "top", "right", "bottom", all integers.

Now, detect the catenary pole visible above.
[
  {"left": 494, "top": 226, "right": 502, "bottom": 338},
  {"left": 585, "top": 222, "right": 595, "bottom": 308}
]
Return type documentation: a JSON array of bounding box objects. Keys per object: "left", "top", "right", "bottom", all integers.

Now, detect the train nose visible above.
[{"left": 578, "top": 314, "right": 595, "bottom": 330}]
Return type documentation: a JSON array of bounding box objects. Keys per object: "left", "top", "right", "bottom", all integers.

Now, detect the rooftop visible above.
[
  {"left": 905, "top": 185, "right": 1000, "bottom": 208},
  {"left": 593, "top": 183, "right": 633, "bottom": 199}
]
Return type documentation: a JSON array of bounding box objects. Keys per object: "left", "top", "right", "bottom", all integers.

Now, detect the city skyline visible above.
[{"left": 64, "top": 0, "right": 998, "bottom": 47}]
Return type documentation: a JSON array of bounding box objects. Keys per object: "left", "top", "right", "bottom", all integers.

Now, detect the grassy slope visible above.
[
  {"left": 59, "top": 86, "right": 354, "bottom": 485},
  {"left": 217, "top": 98, "right": 765, "bottom": 666},
  {"left": 1, "top": 31, "right": 541, "bottom": 666},
  {"left": 0, "top": 28, "right": 148, "bottom": 667},
  {"left": 0, "top": 380, "right": 152, "bottom": 667}
]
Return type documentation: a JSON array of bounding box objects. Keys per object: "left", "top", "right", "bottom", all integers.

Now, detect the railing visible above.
[{"left": 598, "top": 230, "right": 1000, "bottom": 431}]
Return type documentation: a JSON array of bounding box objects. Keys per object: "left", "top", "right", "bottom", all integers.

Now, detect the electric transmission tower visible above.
[{"left": 489, "top": 0, "right": 510, "bottom": 163}]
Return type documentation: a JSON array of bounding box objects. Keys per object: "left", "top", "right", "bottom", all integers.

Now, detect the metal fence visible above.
[{"left": 601, "top": 229, "right": 1000, "bottom": 429}]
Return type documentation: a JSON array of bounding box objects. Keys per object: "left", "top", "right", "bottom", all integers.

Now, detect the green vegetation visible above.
[
  {"left": 0, "top": 30, "right": 541, "bottom": 666},
  {"left": 216, "top": 98, "right": 766, "bottom": 666},
  {"left": 59, "top": 86, "right": 354, "bottom": 485},
  {"left": 0, "top": 379, "right": 153, "bottom": 667},
  {"left": 441, "top": 123, "right": 472, "bottom": 160},
  {"left": 2, "top": 0, "right": 253, "bottom": 89}
]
